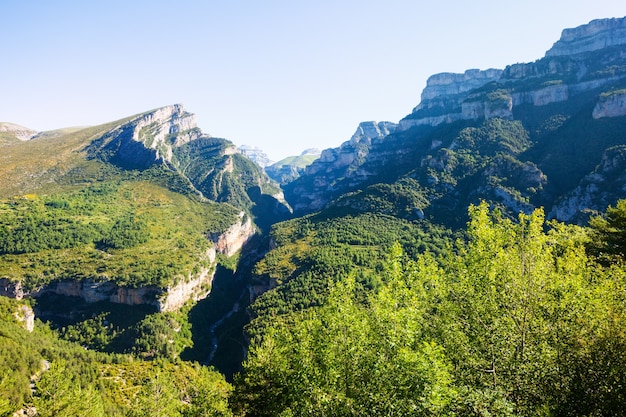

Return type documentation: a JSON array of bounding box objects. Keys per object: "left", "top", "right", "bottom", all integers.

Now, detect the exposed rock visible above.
[
  {"left": 399, "top": 69, "right": 503, "bottom": 130},
  {"left": 350, "top": 121, "right": 397, "bottom": 143},
  {"left": 239, "top": 145, "right": 274, "bottom": 167},
  {"left": 14, "top": 304, "right": 35, "bottom": 332},
  {"left": 593, "top": 90, "right": 626, "bottom": 118},
  {"left": 210, "top": 213, "right": 256, "bottom": 257},
  {"left": 0, "top": 278, "right": 26, "bottom": 299},
  {"left": 550, "top": 146, "right": 626, "bottom": 223},
  {"left": 0, "top": 122, "right": 37, "bottom": 141},
  {"left": 418, "top": 69, "right": 504, "bottom": 102},
  {"left": 546, "top": 17, "right": 626, "bottom": 57},
  {"left": 87, "top": 104, "right": 202, "bottom": 169}
]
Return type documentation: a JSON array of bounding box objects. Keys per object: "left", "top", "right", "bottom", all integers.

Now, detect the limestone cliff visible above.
[
  {"left": 546, "top": 17, "right": 626, "bottom": 57},
  {"left": 87, "top": 104, "right": 202, "bottom": 169},
  {"left": 593, "top": 90, "right": 626, "bottom": 119},
  {"left": 399, "top": 69, "right": 503, "bottom": 130},
  {"left": 209, "top": 213, "right": 256, "bottom": 257},
  {"left": 0, "top": 216, "right": 255, "bottom": 312},
  {"left": 284, "top": 121, "right": 397, "bottom": 212},
  {"left": 399, "top": 17, "right": 626, "bottom": 132}
]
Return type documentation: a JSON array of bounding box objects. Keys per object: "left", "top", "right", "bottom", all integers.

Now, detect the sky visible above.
[{"left": 1, "top": 1, "right": 625, "bottom": 161}]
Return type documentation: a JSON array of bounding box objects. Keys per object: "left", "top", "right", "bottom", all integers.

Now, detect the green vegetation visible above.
[
  {"left": 233, "top": 202, "right": 626, "bottom": 416},
  {"left": 0, "top": 180, "right": 239, "bottom": 289},
  {"left": 0, "top": 296, "right": 232, "bottom": 416}
]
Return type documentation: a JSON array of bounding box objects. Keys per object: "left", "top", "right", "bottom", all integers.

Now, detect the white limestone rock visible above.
[
  {"left": 546, "top": 17, "right": 626, "bottom": 57},
  {"left": 593, "top": 91, "right": 626, "bottom": 119}
]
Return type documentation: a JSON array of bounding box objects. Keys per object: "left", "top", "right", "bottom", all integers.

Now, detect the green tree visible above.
[{"left": 588, "top": 199, "right": 626, "bottom": 261}]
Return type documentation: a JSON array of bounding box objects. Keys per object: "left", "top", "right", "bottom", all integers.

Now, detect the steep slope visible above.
[{"left": 284, "top": 16, "right": 626, "bottom": 225}]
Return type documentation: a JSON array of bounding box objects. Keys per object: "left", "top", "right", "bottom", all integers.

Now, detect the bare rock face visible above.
[
  {"left": 399, "top": 69, "right": 503, "bottom": 130},
  {"left": 546, "top": 17, "right": 626, "bottom": 57},
  {"left": 87, "top": 104, "right": 203, "bottom": 169},
  {"left": 350, "top": 121, "right": 397, "bottom": 144},
  {"left": 0, "top": 122, "right": 37, "bottom": 141},
  {"left": 550, "top": 146, "right": 626, "bottom": 223},
  {"left": 210, "top": 213, "right": 256, "bottom": 257},
  {"left": 285, "top": 121, "right": 396, "bottom": 212},
  {"left": 593, "top": 91, "right": 626, "bottom": 119},
  {"left": 14, "top": 304, "right": 35, "bottom": 332},
  {"left": 418, "top": 69, "right": 504, "bottom": 102},
  {"left": 238, "top": 145, "right": 274, "bottom": 168}
]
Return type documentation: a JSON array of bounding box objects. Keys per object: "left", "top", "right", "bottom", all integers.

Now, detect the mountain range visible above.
[{"left": 2, "top": 15, "right": 626, "bottom": 416}]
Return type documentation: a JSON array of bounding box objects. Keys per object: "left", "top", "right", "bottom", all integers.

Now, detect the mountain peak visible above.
[{"left": 546, "top": 16, "right": 626, "bottom": 57}]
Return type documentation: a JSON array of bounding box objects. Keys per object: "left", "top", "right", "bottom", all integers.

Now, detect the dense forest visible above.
[{"left": 2, "top": 200, "right": 625, "bottom": 416}]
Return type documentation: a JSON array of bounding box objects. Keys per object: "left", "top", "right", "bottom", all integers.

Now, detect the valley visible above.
[{"left": 2, "top": 15, "right": 626, "bottom": 416}]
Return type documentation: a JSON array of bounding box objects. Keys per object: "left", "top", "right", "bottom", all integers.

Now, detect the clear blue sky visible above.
[{"left": 1, "top": 1, "right": 624, "bottom": 160}]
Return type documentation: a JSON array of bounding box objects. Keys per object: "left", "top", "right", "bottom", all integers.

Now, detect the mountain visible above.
[
  {"left": 264, "top": 148, "right": 321, "bottom": 184},
  {"left": 0, "top": 104, "right": 287, "bottom": 311},
  {"left": 0, "top": 122, "right": 37, "bottom": 141},
  {"left": 3, "top": 16, "right": 626, "bottom": 417},
  {"left": 284, "top": 17, "right": 626, "bottom": 226},
  {"left": 238, "top": 145, "right": 274, "bottom": 168}
]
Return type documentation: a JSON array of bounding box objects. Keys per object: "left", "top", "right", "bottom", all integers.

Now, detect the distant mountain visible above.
[
  {"left": 265, "top": 149, "right": 321, "bottom": 184},
  {"left": 238, "top": 145, "right": 274, "bottom": 168},
  {"left": 284, "top": 16, "right": 626, "bottom": 226}
]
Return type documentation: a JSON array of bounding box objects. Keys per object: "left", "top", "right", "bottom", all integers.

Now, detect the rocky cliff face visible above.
[
  {"left": 284, "top": 17, "right": 626, "bottom": 219},
  {"left": 210, "top": 213, "right": 256, "bottom": 257},
  {"left": 284, "top": 121, "right": 397, "bottom": 212},
  {"left": 399, "top": 18, "right": 626, "bottom": 132},
  {"left": 546, "top": 17, "right": 626, "bottom": 57},
  {"left": 238, "top": 145, "right": 274, "bottom": 168},
  {"left": 87, "top": 104, "right": 202, "bottom": 169},
  {"left": 550, "top": 146, "right": 626, "bottom": 223},
  {"left": 593, "top": 91, "right": 626, "bottom": 119}
]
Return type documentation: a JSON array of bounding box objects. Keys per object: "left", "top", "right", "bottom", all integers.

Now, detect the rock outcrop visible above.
[
  {"left": 210, "top": 213, "right": 256, "bottom": 257},
  {"left": 546, "top": 17, "right": 626, "bottom": 57},
  {"left": 550, "top": 146, "right": 626, "bottom": 223},
  {"left": 239, "top": 145, "right": 274, "bottom": 168},
  {"left": 593, "top": 91, "right": 626, "bottom": 119},
  {"left": 14, "top": 304, "right": 35, "bottom": 332},
  {"left": 350, "top": 121, "right": 397, "bottom": 143},
  {"left": 87, "top": 104, "right": 202, "bottom": 169},
  {"left": 285, "top": 121, "right": 397, "bottom": 212}
]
